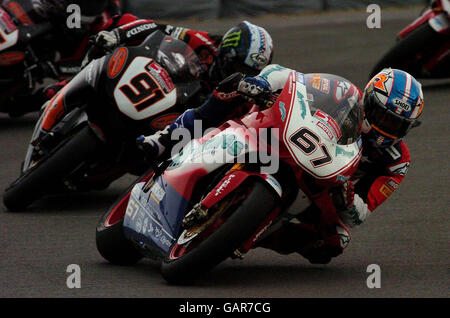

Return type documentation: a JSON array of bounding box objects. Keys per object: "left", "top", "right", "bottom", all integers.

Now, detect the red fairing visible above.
[{"left": 398, "top": 9, "right": 438, "bottom": 39}]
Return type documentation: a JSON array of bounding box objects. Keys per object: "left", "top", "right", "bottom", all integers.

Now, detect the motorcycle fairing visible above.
[
  {"left": 122, "top": 120, "right": 277, "bottom": 254},
  {"left": 123, "top": 176, "right": 190, "bottom": 255},
  {"left": 429, "top": 12, "right": 450, "bottom": 34},
  {"left": 0, "top": 7, "right": 18, "bottom": 51},
  {"left": 113, "top": 56, "right": 177, "bottom": 120},
  {"left": 280, "top": 71, "right": 362, "bottom": 181}
]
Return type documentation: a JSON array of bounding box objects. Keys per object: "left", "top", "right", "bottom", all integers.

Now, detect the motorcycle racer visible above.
[
  {"left": 138, "top": 66, "right": 424, "bottom": 264},
  {"left": 39, "top": 19, "right": 274, "bottom": 139},
  {"left": 93, "top": 19, "right": 274, "bottom": 101}
]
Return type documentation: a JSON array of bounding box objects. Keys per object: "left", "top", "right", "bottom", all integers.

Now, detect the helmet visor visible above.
[{"left": 365, "top": 97, "right": 414, "bottom": 139}]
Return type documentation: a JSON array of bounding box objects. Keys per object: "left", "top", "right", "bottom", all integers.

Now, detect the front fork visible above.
[{"left": 186, "top": 163, "right": 286, "bottom": 256}]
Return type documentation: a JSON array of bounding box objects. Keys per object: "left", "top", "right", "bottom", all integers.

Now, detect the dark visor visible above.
[{"left": 365, "top": 98, "right": 414, "bottom": 139}]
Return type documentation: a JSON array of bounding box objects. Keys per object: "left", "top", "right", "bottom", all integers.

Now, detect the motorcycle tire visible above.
[
  {"left": 369, "top": 23, "right": 445, "bottom": 79},
  {"left": 95, "top": 171, "right": 154, "bottom": 266},
  {"left": 161, "top": 180, "right": 278, "bottom": 285},
  {"left": 3, "top": 125, "right": 102, "bottom": 211}
]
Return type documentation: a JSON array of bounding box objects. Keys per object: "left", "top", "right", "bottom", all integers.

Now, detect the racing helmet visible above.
[
  {"left": 362, "top": 68, "right": 424, "bottom": 148},
  {"left": 36, "top": 0, "right": 110, "bottom": 23},
  {"left": 215, "top": 21, "right": 273, "bottom": 80}
]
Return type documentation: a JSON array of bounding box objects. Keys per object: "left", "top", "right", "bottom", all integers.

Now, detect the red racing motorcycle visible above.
[
  {"left": 370, "top": 0, "right": 450, "bottom": 79},
  {"left": 96, "top": 71, "right": 364, "bottom": 284}
]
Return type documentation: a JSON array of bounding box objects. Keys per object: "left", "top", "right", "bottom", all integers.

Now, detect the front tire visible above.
[
  {"left": 95, "top": 172, "right": 154, "bottom": 265},
  {"left": 3, "top": 125, "right": 102, "bottom": 211},
  {"left": 161, "top": 180, "right": 278, "bottom": 284}
]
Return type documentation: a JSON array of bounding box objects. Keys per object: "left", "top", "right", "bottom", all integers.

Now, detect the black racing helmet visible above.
[{"left": 215, "top": 21, "right": 273, "bottom": 80}]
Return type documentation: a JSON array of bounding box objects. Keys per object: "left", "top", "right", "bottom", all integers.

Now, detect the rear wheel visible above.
[
  {"left": 161, "top": 180, "right": 278, "bottom": 285},
  {"left": 3, "top": 126, "right": 102, "bottom": 211},
  {"left": 369, "top": 23, "right": 447, "bottom": 79}
]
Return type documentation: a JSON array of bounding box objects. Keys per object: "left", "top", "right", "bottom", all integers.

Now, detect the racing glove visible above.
[
  {"left": 136, "top": 126, "right": 172, "bottom": 160},
  {"left": 212, "top": 72, "right": 246, "bottom": 101},
  {"left": 93, "top": 30, "right": 120, "bottom": 52},
  {"left": 331, "top": 181, "right": 371, "bottom": 228},
  {"left": 237, "top": 76, "right": 272, "bottom": 100}
]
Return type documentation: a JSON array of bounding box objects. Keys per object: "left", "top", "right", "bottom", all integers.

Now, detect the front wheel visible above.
[
  {"left": 95, "top": 171, "right": 154, "bottom": 265},
  {"left": 161, "top": 180, "right": 278, "bottom": 285},
  {"left": 3, "top": 125, "right": 102, "bottom": 211}
]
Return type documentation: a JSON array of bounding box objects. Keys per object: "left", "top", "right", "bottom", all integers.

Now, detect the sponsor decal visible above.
[
  {"left": 379, "top": 184, "right": 394, "bottom": 198},
  {"left": 0, "top": 8, "right": 16, "bottom": 34},
  {"left": 297, "top": 90, "right": 307, "bottom": 119},
  {"left": 296, "top": 72, "right": 305, "bottom": 84},
  {"left": 336, "top": 146, "right": 354, "bottom": 157},
  {"left": 150, "top": 181, "right": 165, "bottom": 203},
  {"left": 215, "top": 174, "right": 235, "bottom": 196},
  {"left": 108, "top": 47, "right": 128, "bottom": 78},
  {"left": 150, "top": 113, "right": 180, "bottom": 130},
  {"left": 334, "top": 80, "right": 351, "bottom": 102},
  {"left": 145, "top": 61, "right": 174, "bottom": 93},
  {"left": 316, "top": 121, "right": 334, "bottom": 141},
  {"left": 337, "top": 226, "right": 350, "bottom": 248},
  {"left": 0, "top": 51, "right": 24, "bottom": 66},
  {"left": 393, "top": 98, "right": 411, "bottom": 112},
  {"left": 385, "top": 145, "right": 401, "bottom": 160},
  {"left": 260, "top": 64, "right": 284, "bottom": 80},
  {"left": 309, "top": 74, "right": 321, "bottom": 90},
  {"left": 385, "top": 178, "right": 399, "bottom": 191},
  {"left": 221, "top": 30, "right": 242, "bottom": 48},
  {"left": 313, "top": 110, "right": 342, "bottom": 140},
  {"left": 126, "top": 22, "right": 157, "bottom": 38},
  {"left": 5, "top": 1, "right": 33, "bottom": 25},
  {"left": 279, "top": 101, "right": 286, "bottom": 122},
  {"left": 389, "top": 162, "right": 409, "bottom": 176},
  {"left": 320, "top": 78, "right": 330, "bottom": 94},
  {"left": 337, "top": 174, "right": 350, "bottom": 182},
  {"left": 371, "top": 72, "right": 390, "bottom": 96},
  {"left": 250, "top": 52, "right": 268, "bottom": 68},
  {"left": 214, "top": 90, "right": 239, "bottom": 101}
]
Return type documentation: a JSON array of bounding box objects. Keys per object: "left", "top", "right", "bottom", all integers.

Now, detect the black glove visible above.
[{"left": 212, "top": 72, "right": 246, "bottom": 101}]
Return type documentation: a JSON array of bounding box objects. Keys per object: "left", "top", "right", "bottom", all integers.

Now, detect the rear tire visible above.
[
  {"left": 3, "top": 125, "right": 102, "bottom": 211},
  {"left": 161, "top": 180, "right": 278, "bottom": 285},
  {"left": 369, "top": 23, "right": 445, "bottom": 79}
]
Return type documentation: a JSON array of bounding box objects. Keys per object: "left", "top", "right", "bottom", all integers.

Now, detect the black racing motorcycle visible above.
[
  {"left": 0, "top": 0, "right": 62, "bottom": 116},
  {"left": 3, "top": 31, "right": 204, "bottom": 211}
]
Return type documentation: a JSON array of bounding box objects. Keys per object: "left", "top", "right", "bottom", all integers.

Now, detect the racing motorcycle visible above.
[
  {"left": 3, "top": 31, "right": 204, "bottom": 211},
  {"left": 95, "top": 71, "right": 364, "bottom": 284},
  {"left": 370, "top": 0, "right": 450, "bottom": 79},
  {"left": 0, "top": 0, "right": 62, "bottom": 116}
]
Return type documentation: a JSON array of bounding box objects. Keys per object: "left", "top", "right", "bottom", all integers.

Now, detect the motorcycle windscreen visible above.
[
  {"left": 279, "top": 72, "right": 363, "bottom": 182},
  {"left": 123, "top": 176, "right": 190, "bottom": 255}
]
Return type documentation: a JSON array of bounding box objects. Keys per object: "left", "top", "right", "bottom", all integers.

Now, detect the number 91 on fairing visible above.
[{"left": 223, "top": 302, "right": 271, "bottom": 313}]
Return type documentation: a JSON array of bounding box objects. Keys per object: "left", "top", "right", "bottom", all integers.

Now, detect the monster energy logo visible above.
[{"left": 222, "top": 30, "right": 242, "bottom": 48}]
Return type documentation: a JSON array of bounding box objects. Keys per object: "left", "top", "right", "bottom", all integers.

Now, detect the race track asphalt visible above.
[{"left": 0, "top": 7, "right": 448, "bottom": 298}]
